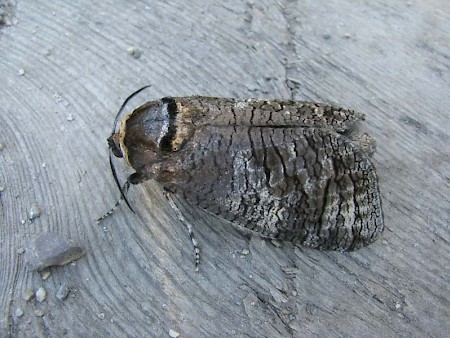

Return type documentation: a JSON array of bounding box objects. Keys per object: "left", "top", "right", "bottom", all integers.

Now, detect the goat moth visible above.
[{"left": 103, "top": 90, "right": 384, "bottom": 254}]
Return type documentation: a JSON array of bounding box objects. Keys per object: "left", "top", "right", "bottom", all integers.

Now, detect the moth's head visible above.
[
  {"left": 111, "top": 97, "right": 193, "bottom": 173},
  {"left": 107, "top": 133, "right": 123, "bottom": 158}
]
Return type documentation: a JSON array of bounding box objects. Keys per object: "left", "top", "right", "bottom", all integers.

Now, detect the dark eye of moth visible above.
[{"left": 101, "top": 92, "right": 384, "bottom": 271}]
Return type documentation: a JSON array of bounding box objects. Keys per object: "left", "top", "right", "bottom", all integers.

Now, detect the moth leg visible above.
[
  {"left": 164, "top": 190, "right": 200, "bottom": 272},
  {"left": 96, "top": 180, "right": 132, "bottom": 222}
]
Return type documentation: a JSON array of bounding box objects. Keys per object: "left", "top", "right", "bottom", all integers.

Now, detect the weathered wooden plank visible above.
[{"left": 0, "top": 0, "right": 448, "bottom": 337}]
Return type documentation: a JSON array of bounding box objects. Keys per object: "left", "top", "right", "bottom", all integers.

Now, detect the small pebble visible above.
[
  {"left": 23, "top": 289, "right": 34, "bottom": 301},
  {"left": 127, "top": 47, "right": 142, "bottom": 59},
  {"left": 66, "top": 114, "right": 74, "bottom": 121},
  {"left": 395, "top": 303, "right": 402, "bottom": 310},
  {"left": 36, "top": 287, "right": 47, "bottom": 302},
  {"left": 306, "top": 302, "right": 318, "bottom": 315},
  {"left": 98, "top": 313, "right": 105, "bottom": 320},
  {"left": 0, "top": 186, "right": 4, "bottom": 192},
  {"left": 18, "top": 68, "right": 25, "bottom": 76},
  {"left": 28, "top": 205, "right": 41, "bottom": 220},
  {"left": 343, "top": 33, "right": 352, "bottom": 39},
  {"left": 56, "top": 284, "right": 70, "bottom": 301},
  {"left": 322, "top": 33, "right": 331, "bottom": 40},
  {"left": 34, "top": 310, "right": 44, "bottom": 317},
  {"left": 44, "top": 49, "right": 52, "bottom": 56},
  {"left": 0, "top": 143, "right": 4, "bottom": 151},
  {"left": 241, "top": 249, "right": 250, "bottom": 255},
  {"left": 169, "top": 329, "right": 180, "bottom": 338},
  {"left": 17, "top": 247, "right": 25, "bottom": 255},
  {"left": 14, "top": 308, "right": 24, "bottom": 318},
  {"left": 25, "top": 233, "right": 85, "bottom": 271},
  {"left": 41, "top": 271, "right": 51, "bottom": 280}
]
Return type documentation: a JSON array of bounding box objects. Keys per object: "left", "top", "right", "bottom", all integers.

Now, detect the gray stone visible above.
[{"left": 25, "top": 233, "right": 85, "bottom": 271}]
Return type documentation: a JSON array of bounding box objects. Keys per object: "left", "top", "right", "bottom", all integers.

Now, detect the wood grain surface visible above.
[{"left": 1, "top": 1, "right": 449, "bottom": 337}]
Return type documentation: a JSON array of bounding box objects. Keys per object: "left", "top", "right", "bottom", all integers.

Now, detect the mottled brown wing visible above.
[{"left": 166, "top": 125, "right": 384, "bottom": 251}]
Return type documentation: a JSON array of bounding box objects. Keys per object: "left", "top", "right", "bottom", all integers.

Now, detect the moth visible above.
[{"left": 99, "top": 87, "right": 384, "bottom": 270}]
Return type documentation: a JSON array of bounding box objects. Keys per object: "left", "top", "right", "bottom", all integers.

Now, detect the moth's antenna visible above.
[
  {"left": 110, "top": 85, "right": 152, "bottom": 213},
  {"left": 109, "top": 150, "right": 134, "bottom": 213}
]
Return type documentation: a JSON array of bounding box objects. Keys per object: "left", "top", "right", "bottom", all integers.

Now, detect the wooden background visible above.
[{"left": 1, "top": 1, "right": 449, "bottom": 337}]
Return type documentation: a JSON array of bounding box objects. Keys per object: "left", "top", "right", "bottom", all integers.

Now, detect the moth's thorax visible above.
[{"left": 115, "top": 98, "right": 195, "bottom": 182}]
